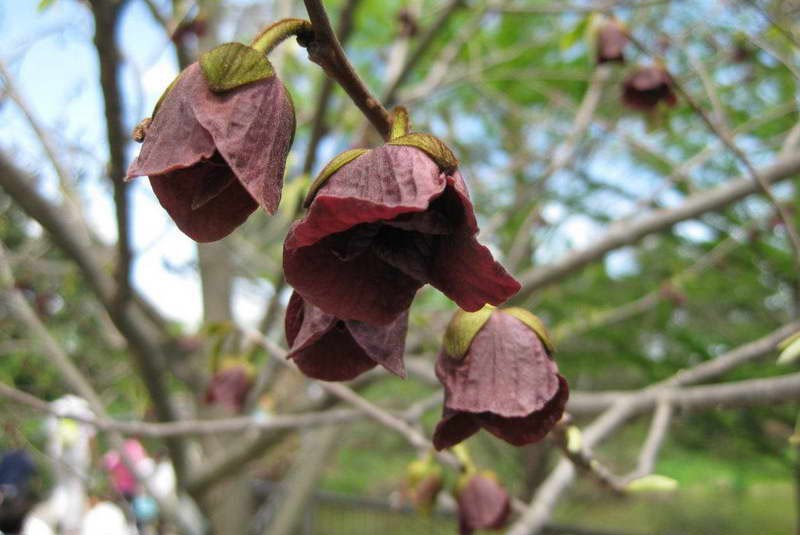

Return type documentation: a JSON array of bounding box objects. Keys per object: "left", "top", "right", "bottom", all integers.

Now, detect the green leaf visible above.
[
  {"left": 503, "top": 307, "right": 555, "bottom": 354},
  {"left": 304, "top": 149, "right": 370, "bottom": 207},
  {"left": 388, "top": 133, "right": 459, "bottom": 173},
  {"left": 561, "top": 13, "right": 591, "bottom": 52},
  {"left": 626, "top": 474, "right": 678, "bottom": 493},
  {"left": 778, "top": 336, "right": 800, "bottom": 366},
  {"left": 443, "top": 306, "right": 495, "bottom": 360},
  {"left": 200, "top": 42, "right": 274, "bottom": 93}
]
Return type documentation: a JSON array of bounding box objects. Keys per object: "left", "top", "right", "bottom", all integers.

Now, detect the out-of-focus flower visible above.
[
  {"left": 204, "top": 358, "right": 255, "bottom": 412},
  {"left": 285, "top": 292, "right": 408, "bottom": 381},
  {"left": 455, "top": 471, "right": 510, "bottom": 535},
  {"left": 433, "top": 306, "right": 568, "bottom": 450},
  {"left": 596, "top": 17, "right": 628, "bottom": 64},
  {"left": 622, "top": 65, "right": 677, "bottom": 112}
]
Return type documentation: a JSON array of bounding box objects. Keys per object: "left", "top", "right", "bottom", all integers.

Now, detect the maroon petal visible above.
[
  {"left": 126, "top": 65, "right": 216, "bottom": 180},
  {"left": 149, "top": 162, "right": 258, "bottom": 242},
  {"left": 477, "top": 375, "right": 569, "bottom": 447},
  {"left": 287, "top": 294, "right": 409, "bottom": 381},
  {"left": 284, "top": 291, "right": 305, "bottom": 346},
  {"left": 436, "top": 311, "right": 559, "bottom": 417},
  {"left": 284, "top": 234, "right": 423, "bottom": 324},
  {"left": 291, "top": 324, "right": 378, "bottom": 381},
  {"left": 430, "top": 230, "right": 520, "bottom": 311},
  {"left": 346, "top": 312, "right": 409, "bottom": 378},
  {"left": 285, "top": 145, "right": 447, "bottom": 250},
  {"left": 287, "top": 297, "right": 375, "bottom": 381},
  {"left": 432, "top": 409, "right": 481, "bottom": 451},
  {"left": 457, "top": 474, "right": 511, "bottom": 533},
  {"left": 429, "top": 174, "right": 519, "bottom": 310},
  {"left": 191, "top": 69, "right": 294, "bottom": 214}
]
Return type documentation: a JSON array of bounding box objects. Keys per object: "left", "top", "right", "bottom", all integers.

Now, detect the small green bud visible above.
[
  {"left": 565, "top": 425, "right": 582, "bottom": 454},
  {"left": 778, "top": 333, "right": 800, "bottom": 366},
  {"left": 626, "top": 474, "right": 678, "bottom": 493}
]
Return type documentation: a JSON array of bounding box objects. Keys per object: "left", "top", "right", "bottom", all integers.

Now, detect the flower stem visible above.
[
  {"left": 390, "top": 106, "right": 410, "bottom": 140},
  {"left": 251, "top": 18, "right": 314, "bottom": 55}
]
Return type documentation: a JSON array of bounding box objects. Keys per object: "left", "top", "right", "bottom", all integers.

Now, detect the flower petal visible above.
[
  {"left": 192, "top": 69, "right": 295, "bottom": 214},
  {"left": 432, "top": 409, "right": 481, "bottom": 451},
  {"left": 428, "top": 175, "right": 520, "bottom": 310},
  {"left": 346, "top": 311, "right": 409, "bottom": 378},
  {"left": 284, "top": 233, "right": 422, "bottom": 324},
  {"left": 437, "top": 310, "right": 558, "bottom": 417},
  {"left": 126, "top": 65, "right": 216, "bottom": 180},
  {"left": 148, "top": 162, "right": 258, "bottom": 242},
  {"left": 476, "top": 374, "right": 569, "bottom": 446},
  {"left": 286, "top": 145, "right": 446, "bottom": 250},
  {"left": 291, "top": 325, "right": 378, "bottom": 382}
]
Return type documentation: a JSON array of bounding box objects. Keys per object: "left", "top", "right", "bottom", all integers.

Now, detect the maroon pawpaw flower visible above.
[
  {"left": 283, "top": 140, "right": 520, "bottom": 325},
  {"left": 127, "top": 59, "right": 295, "bottom": 242},
  {"left": 456, "top": 472, "right": 510, "bottom": 535},
  {"left": 622, "top": 65, "right": 677, "bottom": 112},
  {"left": 432, "top": 307, "right": 568, "bottom": 450},
  {"left": 203, "top": 360, "right": 255, "bottom": 412},
  {"left": 284, "top": 291, "right": 408, "bottom": 381},
  {"left": 596, "top": 18, "right": 628, "bottom": 64}
]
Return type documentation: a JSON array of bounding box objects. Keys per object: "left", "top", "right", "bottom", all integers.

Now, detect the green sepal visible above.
[
  {"left": 443, "top": 306, "right": 495, "bottom": 360},
  {"left": 200, "top": 42, "right": 274, "bottom": 93},
  {"left": 388, "top": 133, "right": 458, "bottom": 173},
  {"left": 303, "top": 148, "right": 370, "bottom": 207},
  {"left": 625, "top": 474, "right": 678, "bottom": 493},
  {"left": 503, "top": 307, "right": 555, "bottom": 354}
]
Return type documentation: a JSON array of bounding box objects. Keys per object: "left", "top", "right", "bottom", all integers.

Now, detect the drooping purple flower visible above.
[
  {"left": 203, "top": 362, "right": 254, "bottom": 413},
  {"left": 456, "top": 472, "right": 510, "bottom": 535},
  {"left": 283, "top": 143, "right": 520, "bottom": 325},
  {"left": 284, "top": 291, "right": 408, "bottom": 381},
  {"left": 127, "top": 61, "right": 295, "bottom": 242},
  {"left": 622, "top": 65, "right": 677, "bottom": 112},
  {"left": 433, "top": 307, "right": 568, "bottom": 450},
  {"left": 596, "top": 18, "right": 628, "bottom": 64}
]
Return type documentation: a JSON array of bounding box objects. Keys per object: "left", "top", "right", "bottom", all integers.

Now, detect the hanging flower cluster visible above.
[{"left": 128, "top": 19, "right": 567, "bottom": 464}]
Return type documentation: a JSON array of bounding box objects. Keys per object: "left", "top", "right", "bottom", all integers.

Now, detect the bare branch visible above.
[
  {"left": 88, "top": 0, "right": 134, "bottom": 305},
  {"left": 514, "top": 153, "right": 800, "bottom": 301},
  {"left": 302, "top": 0, "right": 392, "bottom": 139},
  {"left": 0, "top": 151, "right": 188, "bottom": 478}
]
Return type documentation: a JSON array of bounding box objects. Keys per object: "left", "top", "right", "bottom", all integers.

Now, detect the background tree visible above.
[{"left": 1, "top": 0, "right": 800, "bottom": 534}]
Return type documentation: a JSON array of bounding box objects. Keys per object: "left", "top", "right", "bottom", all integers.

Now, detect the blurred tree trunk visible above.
[
  {"left": 192, "top": 6, "right": 252, "bottom": 534},
  {"left": 263, "top": 426, "right": 341, "bottom": 535}
]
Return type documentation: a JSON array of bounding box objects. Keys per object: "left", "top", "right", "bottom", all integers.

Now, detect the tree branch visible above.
[
  {"left": 0, "top": 151, "right": 188, "bottom": 480},
  {"left": 513, "top": 153, "right": 800, "bottom": 302},
  {"left": 302, "top": 0, "right": 392, "bottom": 139},
  {"left": 88, "top": 0, "right": 133, "bottom": 305}
]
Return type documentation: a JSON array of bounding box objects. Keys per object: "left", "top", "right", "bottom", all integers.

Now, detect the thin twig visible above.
[{"left": 302, "top": 0, "right": 392, "bottom": 139}]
